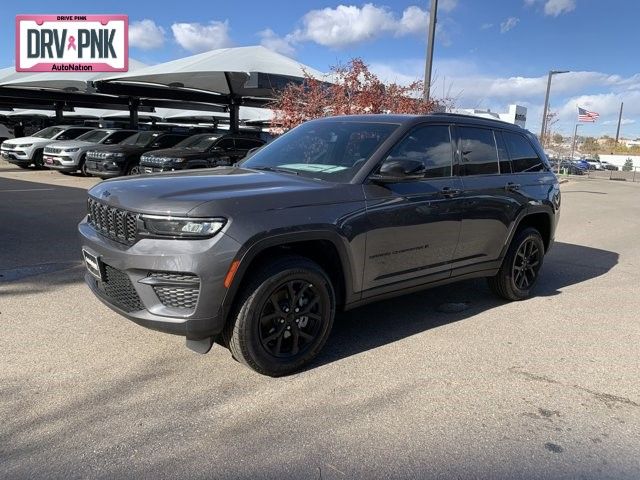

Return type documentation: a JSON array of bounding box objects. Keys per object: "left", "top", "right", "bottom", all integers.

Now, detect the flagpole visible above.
[
  {"left": 571, "top": 123, "right": 581, "bottom": 161},
  {"left": 615, "top": 102, "right": 624, "bottom": 143}
]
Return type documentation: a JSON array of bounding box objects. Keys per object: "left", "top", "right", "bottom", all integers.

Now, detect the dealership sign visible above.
[{"left": 16, "top": 15, "right": 128, "bottom": 72}]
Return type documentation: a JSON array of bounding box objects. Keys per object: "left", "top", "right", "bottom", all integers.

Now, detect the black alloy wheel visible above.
[{"left": 512, "top": 238, "right": 541, "bottom": 290}]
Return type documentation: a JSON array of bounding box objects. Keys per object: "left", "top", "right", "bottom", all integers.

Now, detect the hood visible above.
[
  {"left": 45, "top": 140, "right": 95, "bottom": 149},
  {"left": 3, "top": 136, "right": 53, "bottom": 146},
  {"left": 88, "top": 167, "right": 361, "bottom": 216},
  {"left": 141, "top": 147, "right": 209, "bottom": 160},
  {"left": 87, "top": 144, "right": 148, "bottom": 154}
]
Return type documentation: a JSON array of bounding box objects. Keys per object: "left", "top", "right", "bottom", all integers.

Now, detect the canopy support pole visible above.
[
  {"left": 54, "top": 102, "right": 64, "bottom": 123},
  {"left": 229, "top": 98, "right": 240, "bottom": 134},
  {"left": 129, "top": 97, "right": 139, "bottom": 129}
]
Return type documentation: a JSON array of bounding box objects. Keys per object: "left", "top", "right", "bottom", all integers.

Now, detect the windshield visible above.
[
  {"left": 119, "top": 131, "right": 161, "bottom": 147},
  {"left": 240, "top": 120, "right": 399, "bottom": 183},
  {"left": 173, "top": 134, "right": 222, "bottom": 150},
  {"left": 76, "top": 130, "right": 110, "bottom": 143},
  {"left": 32, "top": 126, "right": 65, "bottom": 139}
]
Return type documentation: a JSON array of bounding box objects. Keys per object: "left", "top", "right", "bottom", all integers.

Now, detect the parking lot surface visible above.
[{"left": 1, "top": 163, "right": 639, "bottom": 479}]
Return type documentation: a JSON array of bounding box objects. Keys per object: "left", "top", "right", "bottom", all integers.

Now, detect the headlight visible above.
[
  {"left": 141, "top": 215, "right": 226, "bottom": 239},
  {"left": 64, "top": 148, "right": 80, "bottom": 152},
  {"left": 18, "top": 143, "right": 33, "bottom": 148},
  {"left": 171, "top": 158, "right": 187, "bottom": 164}
]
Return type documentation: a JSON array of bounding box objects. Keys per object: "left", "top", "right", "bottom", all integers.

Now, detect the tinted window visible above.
[
  {"left": 459, "top": 127, "right": 499, "bottom": 176},
  {"left": 235, "top": 138, "right": 264, "bottom": 150},
  {"left": 104, "top": 131, "right": 136, "bottom": 144},
  {"left": 33, "top": 126, "right": 65, "bottom": 139},
  {"left": 173, "top": 134, "right": 221, "bottom": 150},
  {"left": 495, "top": 131, "right": 511, "bottom": 174},
  {"left": 56, "top": 128, "right": 91, "bottom": 140},
  {"left": 120, "top": 132, "right": 161, "bottom": 147},
  {"left": 503, "top": 131, "right": 545, "bottom": 173},
  {"left": 381, "top": 125, "right": 453, "bottom": 179},
  {"left": 76, "top": 130, "right": 109, "bottom": 143},
  {"left": 153, "top": 135, "right": 187, "bottom": 148},
  {"left": 216, "top": 138, "right": 235, "bottom": 149}
]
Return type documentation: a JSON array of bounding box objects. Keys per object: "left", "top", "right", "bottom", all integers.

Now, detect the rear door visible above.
[
  {"left": 453, "top": 125, "right": 520, "bottom": 271},
  {"left": 363, "top": 124, "right": 464, "bottom": 293}
]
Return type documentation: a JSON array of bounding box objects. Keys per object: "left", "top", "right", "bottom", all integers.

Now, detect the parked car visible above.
[
  {"left": 584, "top": 159, "right": 602, "bottom": 170},
  {"left": 139, "top": 133, "right": 265, "bottom": 173},
  {"left": 1, "top": 125, "right": 95, "bottom": 169},
  {"left": 550, "top": 159, "right": 585, "bottom": 175},
  {"left": 600, "top": 161, "right": 618, "bottom": 171},
  {"left": 84, "top": 131, "right": 190, "bottom": 178},
  {"left": 573, "top": 159, "right": 591, "bottom": 170},
  {"left": 43, "top": 129, "right": 138, "bottom": 176},
  {"left": 79, "top": 114, "right": 560, "bottom": 376}
]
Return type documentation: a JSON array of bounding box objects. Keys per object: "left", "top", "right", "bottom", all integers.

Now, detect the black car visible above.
[
  {"left": 139, "top": 133, "right": 265, "bottom": 173},
  {"left": 79, "top": 114, "right": 560, "bottom": 376},
  {"left": 84, "top": 131, "right": 189, "bottom": 178}
]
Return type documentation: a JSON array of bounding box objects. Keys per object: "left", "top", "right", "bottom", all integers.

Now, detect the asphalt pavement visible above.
[{"left": 1, "top": 162, "right": 639, "bottom": 479}]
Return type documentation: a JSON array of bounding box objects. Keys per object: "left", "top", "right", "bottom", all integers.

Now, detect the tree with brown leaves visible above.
[{"left": 271, "top": 58, "right": 449, "bottom": 133}]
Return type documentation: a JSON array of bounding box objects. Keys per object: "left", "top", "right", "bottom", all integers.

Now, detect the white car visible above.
[
  {"left": 0, "top": 125, "right": 94, "bottom": 169},
  {"left": 43, "top": 129, "right": 137, "bottom": 176},
  {"left": 585, "top": 160, "right": 603, "bottom": 170}
]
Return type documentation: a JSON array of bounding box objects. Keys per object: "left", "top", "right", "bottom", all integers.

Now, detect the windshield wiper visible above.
[{"left": 252, "top": 166, "right": 300, "bottom": 175}]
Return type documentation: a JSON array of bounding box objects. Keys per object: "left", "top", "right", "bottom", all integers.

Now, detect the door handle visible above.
[
  {"left": 505, "top": 182, "right": 521, "bottom": 192},
  {"left": 440, "top": 186, "right": 461, "bottom": 197}
]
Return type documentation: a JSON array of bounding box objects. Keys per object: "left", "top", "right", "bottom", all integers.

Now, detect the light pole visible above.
[
  {"left": 423, "top": 0, "right": 438, "bottom": 102},
  {"left": 570, "top": 123, "right": 582, "bottom": 163},
  {"left": 540, "top": 69, "right": 569, "bottom": 146}
]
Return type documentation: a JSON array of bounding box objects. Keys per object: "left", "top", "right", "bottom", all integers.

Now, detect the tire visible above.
[
  {"left": 224, "top": 255, "right": 335, "bottom": 376},
  {"left": 32, "top": 150, "right": 44, "bottom": 169},
  {"left": 488, "top": 227, "right": 545, "bottom": 301},
  {"left": 127, "top": 163, "right": 141, "bottom": 175},
  {"left": 78, "top": 155, "right": 91, "bottom": 177}
]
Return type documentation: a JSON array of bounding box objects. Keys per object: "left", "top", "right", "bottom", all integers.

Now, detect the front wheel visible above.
[
  {"left": 79, "top": 155, "right": 91, "bottom": 177},
  {"left": 488, "top": 227, "right": 544, "bottom": 301},
  {"left": 32, "top": 150, "right": 44, "bottom": 169},
  {"left": 225, "top": 256, "right": 335, "bottom": 376},
  {"left": 127, "top": 163, "right": 141, "bottom": 175}
]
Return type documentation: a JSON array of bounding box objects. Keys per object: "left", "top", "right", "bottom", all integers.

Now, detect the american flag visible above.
[{"left": 578, "top": 107, "right": 600, "bottom": 122}]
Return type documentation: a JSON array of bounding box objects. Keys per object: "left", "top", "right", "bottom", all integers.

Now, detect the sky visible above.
[{"left": 2, "top": 0, "right": 639, "bottom": 138}]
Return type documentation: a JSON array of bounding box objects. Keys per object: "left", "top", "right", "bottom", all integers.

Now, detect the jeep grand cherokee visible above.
[{"left": 79, "top": 114, "right": 560, "bottom": 376}]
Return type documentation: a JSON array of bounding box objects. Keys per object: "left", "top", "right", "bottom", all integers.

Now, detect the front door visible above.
[{"left": 363, "top": 124, "right": 464, "bottom": 295}]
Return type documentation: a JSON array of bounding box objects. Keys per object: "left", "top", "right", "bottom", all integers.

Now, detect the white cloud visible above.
[
  {"left": 544, "top": 0, "right": 576, "bottom": 16},
  {"left": 525, "top": 0, "right": 577, "bottom": 16},
  {"left": 439, "top": 0, "right": 459, "bottom": 13},
  {"left": 290, "top": 4, "right": 430, "bottom": 48},
  {"left": 129, "top": 19, "right": 165, "bottom": 50},
  {"left": 171, "top": 21, "right": 233, "bottom": 53},
  {"left": 500, "top": 17, "right": 520, "bottom": 33},
  {"left": 370, "top": 58, "right": 640, "bottom": 135},
  {"left": 258, "top": 29, "right": 296, "bottom": 57}
]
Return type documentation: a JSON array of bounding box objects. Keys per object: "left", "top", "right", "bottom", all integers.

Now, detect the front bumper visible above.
[
  {"left": 1, "top": 149, "right": 31, "bottom": 164},
  {"left": 79, "top": 219, "right": 241, "bottom": 339},
  {"left": 85, "top": 158, "right": 126, "bottom": 178},
  {"left": 44, "top": 154, "right": 80, "bottom": 172}
]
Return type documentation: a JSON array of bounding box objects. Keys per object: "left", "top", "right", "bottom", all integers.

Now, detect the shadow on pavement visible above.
[{"left": 316, "top": 241, "right": 619, "bottom": 368}]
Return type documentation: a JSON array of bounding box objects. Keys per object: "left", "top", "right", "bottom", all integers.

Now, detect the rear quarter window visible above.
[{"left": 503, "top": 131, "right": 546, "bottom": 173}]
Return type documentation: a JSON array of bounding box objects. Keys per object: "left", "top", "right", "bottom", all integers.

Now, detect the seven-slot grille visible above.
[
  {"left": 140, "top": 156, "right": 166, "bottom": 166},
  {"left": 87, "top": 198, "right": 137, "bottom": 245},
  {"left": 44, "top": 147, "right": 62, "bottom": 154}
]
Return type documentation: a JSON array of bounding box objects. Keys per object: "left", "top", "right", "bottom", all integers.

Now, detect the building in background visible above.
[{"left": 448, "top": 104, "right": 527, "bottom": 128}]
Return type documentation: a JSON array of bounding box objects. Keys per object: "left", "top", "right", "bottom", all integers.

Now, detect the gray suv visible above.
[{"left": 79, "top": 114, "right": 561, "bottom": 376}]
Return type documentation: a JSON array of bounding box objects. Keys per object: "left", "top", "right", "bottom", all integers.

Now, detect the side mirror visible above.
[{"left": 370, "top": 159, "right": 425, "bottom": 183}]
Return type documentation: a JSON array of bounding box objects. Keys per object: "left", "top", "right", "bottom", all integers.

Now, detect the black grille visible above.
[
  {"left": 96, "top": 264, "right": 144, "bottom": 313},
  {"left": 148, "top": 272, "right": 200, "bottom": 310},
  {"left": 87, "top": 198, "right": 137, "bottom": 245}
]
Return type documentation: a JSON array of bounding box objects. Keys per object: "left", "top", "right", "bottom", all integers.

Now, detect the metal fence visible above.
[{"left": 586, "top": 168, "right": 640, "bottom": 182}]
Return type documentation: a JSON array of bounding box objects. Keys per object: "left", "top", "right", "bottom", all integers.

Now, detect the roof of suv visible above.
[{"left": 317, "top": 113, "right": 524, "bottom": 131}]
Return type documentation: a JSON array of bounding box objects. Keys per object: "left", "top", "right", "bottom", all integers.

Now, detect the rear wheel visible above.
[
  {"left": 488, "top": 227, "right": 544, "bottom": 301},
  {"left": 224, "top": 255, "right": 335, "bottom": 376}
]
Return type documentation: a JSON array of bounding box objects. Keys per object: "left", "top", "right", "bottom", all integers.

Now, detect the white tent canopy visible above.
[
  {"left": 100, "top": 46, "right": 326, "bottom": 96},
  {"left": 0, "top": 59, "right": 148, "bottom": 92}
]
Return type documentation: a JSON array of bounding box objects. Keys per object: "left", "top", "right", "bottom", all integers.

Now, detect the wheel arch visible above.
[{"left": 220, "top": 230, "right": 357, "bottom": 321}]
